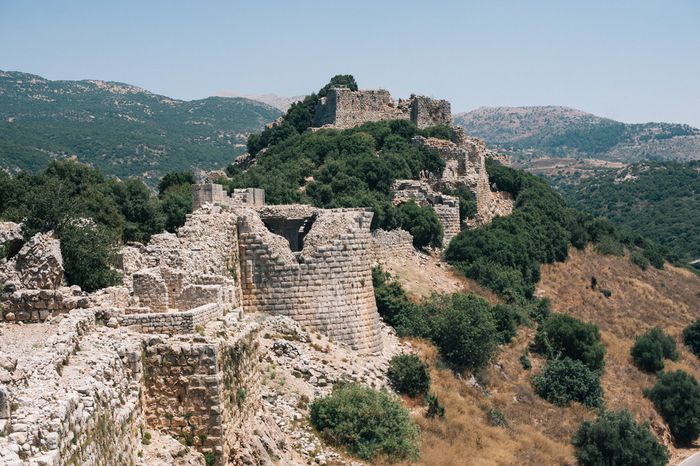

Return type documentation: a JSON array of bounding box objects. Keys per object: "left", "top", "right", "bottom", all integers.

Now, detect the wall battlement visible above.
[{"left": 313, "top": 87, "right": 451, "bottom": 129}]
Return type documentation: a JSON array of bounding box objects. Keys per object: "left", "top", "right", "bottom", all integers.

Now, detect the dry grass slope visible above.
[{"left": 388, "top": 246, "right": 700, "bottom": 465}]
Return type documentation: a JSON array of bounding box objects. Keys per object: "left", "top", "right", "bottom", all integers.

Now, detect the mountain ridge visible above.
[
  {"left": 454, "top": 105, "right": 700, "bottom": 163},
  {"left": 0, "top": 70, "right": 282, "bottom": 182}
]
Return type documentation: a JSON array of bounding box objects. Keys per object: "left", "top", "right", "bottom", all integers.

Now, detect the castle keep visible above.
[{"left": 313, "top": 88, "right": 451, "bottom": 129}]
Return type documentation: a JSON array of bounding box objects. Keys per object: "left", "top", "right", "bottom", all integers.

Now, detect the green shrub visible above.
[
  {"left": 631, "top": 328, "right": 678, "bottom": 373},
  {"left": 59, "top": 221, "right": 121, "bottom": 292},
  {"left": 491, "top": 303, "right": 526, "bottom": 344},
  {"left": 433, "top": 293, "right": 498, "bottom": 370},
  {"left": 487, "top": 408, "right": 507, "bottom": 427},
  {"left": 309, "top": 383, "right": 419, "bottom": 461},
  {"left": 683, "top": 319, "right": 700, "bottom": 359},
  {"left": 396, "top": 202, "right": 443, "bottom": 250},
  {"left": 631, "top": 250, "right": 650, "bottom": 270},
  {"left": 425, "top": 393, "right": 445, "bottom": 419},
  {"left": 572, "top": 409, "right": 668, "bottom": 466},
  {"left": 387, "top": 354, "right": 431, "bottom": 398},
  {"left": 533, "top": 314, "right": 606, "bottom": 372},
  {"left": 533, "top": 358, "right": 603, "bottom": 407},
  {"left": 645, "top": 370, "right": 700, "bottom": 445},
  {"left": 594, "top": 236, "right": 625, "bottom": 256}
]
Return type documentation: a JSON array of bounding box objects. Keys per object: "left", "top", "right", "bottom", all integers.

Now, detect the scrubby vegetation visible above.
[
  {"left": 0, "top": 160, "right": 194, "bottom": 290},
  {"left": 572, "top": 409, "right": 668, "bottom": 466},
  {"left": 645, "top": 370, "right": 700, "bottom": 446},
  {"left": 387, "top": 354, "right": 431, "bottom": 398},
  {"left": 560, "top": 161, "right": 700, "bottom": 265},
  {"left": 309, "top": 383, "right": 420, "bottom": 462},
  {"left": 630, "top": 327, "right": 678, "bottom": 373},
  {"left": 683, "top": 319, "right": 700, "bottom": 359},
  {"left": 446, "top": 161, "right": 666, "bottom": 303},
  {"left": 532, "top": 358, "right": 603, "bottom": 407},
  {"left": 533, "top": 313, "right": 606, "bottom": 372},
  {"left": 373, "top": 268, "right": 516, "bottom": 371}
]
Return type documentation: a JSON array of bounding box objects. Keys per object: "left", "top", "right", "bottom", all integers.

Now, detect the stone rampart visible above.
[
  {"left": 192, "top": 184, "right": 264, "bottom": 211},
  {"left": 120, "top": 303, "right": 228, "bottom": 335},
  {"left": 371, "top": 229, "right": 414, "bottom": 264},
  {"left": 142, "top": 322, "right": 263, "bottom": 465},
  {"left": 237, "top": 206, "right": 382, "bottom": 353},
  {"left": 313, "top": 88, "right": 450, "bottom": 130},
  {"left": 0, "top": 310, "right": 144, "bottom": 465},
  {"left": 392, "top": 180, "right": 461, "bottom": 246}
]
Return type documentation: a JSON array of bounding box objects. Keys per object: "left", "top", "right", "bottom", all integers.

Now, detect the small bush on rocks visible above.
[
  {"left": 572, "top": 409, "right": 668, "bottom": 466},
  {"left": 645, "top": 370, "right": 700, "bottom": 446},
  {"left": 387, "top": 354, "right": 431, "bottom": 397},
  {"left": 310, "top": 383, "right": 420, "bottom": 461}
]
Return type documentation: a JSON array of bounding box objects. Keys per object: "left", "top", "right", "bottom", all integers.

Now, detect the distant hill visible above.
[
  {"left": 213, "top": 91, "right": 303, "bottom": 112},
  {"left": 0, "top": 70, "right": 282, "bottom": 182},
  {"left": 557, "top": 161, "right": 700, "bottom": 264},
  {"left": 454, "top": 106, "right": 700, "bottom": 163}
]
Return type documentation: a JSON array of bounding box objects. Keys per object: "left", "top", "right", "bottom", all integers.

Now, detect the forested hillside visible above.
[
  {"left": 558, "top": 161, "right": 700, "bottom": 264},
  {"left": 0, "top": 70, "right": 281, "bottom": 182},
  {"left": 453, "top": 106, "right": 700, "bottom": 163}
]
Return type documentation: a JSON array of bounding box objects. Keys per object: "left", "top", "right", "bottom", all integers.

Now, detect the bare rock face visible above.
[
  {"left": 15, "top": 232, "right": 64, "bottom": 290},
  {"left": 0, "top": 222, "right": 22, "bottom": 245}
]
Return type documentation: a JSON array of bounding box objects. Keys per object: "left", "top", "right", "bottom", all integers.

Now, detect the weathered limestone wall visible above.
[
  {"left": 392, "top": 180, "right": 461, "bottom": 246},
  {"left": 125, "top": 205, "right": 242, "bottom": 328},
  {"left": 371, "top": 229, "right": 414, "bottom": 264},
  {"left": 411, "top": 95, "right": 452, "bottom": 129},
  {"left": 120, "top": 303, "right": 228, "bottom": 335},
  {"left": 0, "top": 310, "right": 144, "bottom": 465},
  {"left": 313, "top": 88, "right": 451, "bottom": 130},
  {"left": 192, "top": 184, "right": 264, "bottom": 211},
  {"left": 237, "top": 207, "right": 382, "bottom": 353},
  {"left": 142, "top": 323, "right": 263, "bottom": 465}
]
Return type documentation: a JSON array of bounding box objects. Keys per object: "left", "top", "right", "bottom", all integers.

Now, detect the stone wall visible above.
[
  {"left": 313, "top": 88, "right": 451, "bottom": 130},
  {"left": 392, "top": 180, "right": 461, "bottom": 246},
  {"left": 142, "top": 323, "right": 263, "bottom": 465},
  {"left": 371, "top": 229, "right": 414, "bottom": 264},
  {"left": 120, "top": 303, "right": 229, "bottom": 335},
  {"left": 0, "top": 310, "right": 144, "bottom": 465},
  {"left": 192, "top": 184, "right": 264, "bottom": 211},
  {"left": 237, "top": 206, "right": 382, "bottom": 353}
]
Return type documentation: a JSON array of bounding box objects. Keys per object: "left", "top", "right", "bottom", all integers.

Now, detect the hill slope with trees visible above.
[
  {"left": 453, "top": 106, "right": 700, "bottom": 163},
  {"left": 557, "top": 161, "right": 700, "bottom": 264},
  {"left": 0, "top": 70, "right": 281, "bottom": 182}
]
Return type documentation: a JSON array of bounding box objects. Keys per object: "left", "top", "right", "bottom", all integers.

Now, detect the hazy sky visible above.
[{"left": 1, "top": 0, "right": 699, "bottom": 126}]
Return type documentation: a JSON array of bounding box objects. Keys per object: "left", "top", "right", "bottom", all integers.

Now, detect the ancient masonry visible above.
[
  {"left": 0, "top": 86, "right": 515, "bottom": 465},
  {"left": 313, "top": 88, "right": 451, "bottom": 129}
]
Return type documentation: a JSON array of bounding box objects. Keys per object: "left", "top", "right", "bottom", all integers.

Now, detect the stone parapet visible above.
[{"left": 119, "top": 303, "right": 228, "bottom": 334}]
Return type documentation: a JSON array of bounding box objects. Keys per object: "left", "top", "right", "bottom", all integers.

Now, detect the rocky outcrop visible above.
[{"left": 14, "top": 231, "right": 64, "bottom": 290}]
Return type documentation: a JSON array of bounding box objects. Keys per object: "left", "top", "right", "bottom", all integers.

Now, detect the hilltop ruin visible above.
[{"left": 0, "top": 86, "right": 515, "bottom": 465}]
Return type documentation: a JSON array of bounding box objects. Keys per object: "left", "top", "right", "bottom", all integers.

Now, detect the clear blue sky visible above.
[{"left": 1, "top": 0, "right": 699, "bottom": 126}]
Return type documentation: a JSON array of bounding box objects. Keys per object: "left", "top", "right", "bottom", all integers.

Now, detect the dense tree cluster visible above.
[
  {"left": 387, "top": 354, "right": 431, "bottom": 398},
  {"left": 373, "top": 267, "right": 527, "bottom": 371},
  {"left": 559, "top": 161, "right": 700, "bottom": 265},
  {"left": 0, "top": 160, "right": 194, "bottom": 291},
  {"left": 532, "top": 357, "right": 603, "bottom": 407},
  {"left": 572, "top": 409, "right": 668, "bottom": 466},
  {"left": 645, "top": 370, "right": 700, "bottom": 445}
]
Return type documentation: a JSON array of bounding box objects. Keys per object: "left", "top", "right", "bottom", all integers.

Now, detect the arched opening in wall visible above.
[{"left": 261, "top": 214, "right": 316, "bottom": 252}]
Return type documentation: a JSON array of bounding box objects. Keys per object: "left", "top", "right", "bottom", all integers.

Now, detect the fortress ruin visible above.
[
  {"left": 0, "top": 86, "right": 515, "bottom": 465},
  {"left": 313, "top": 88, "right": 451, "bottom": 129}
]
